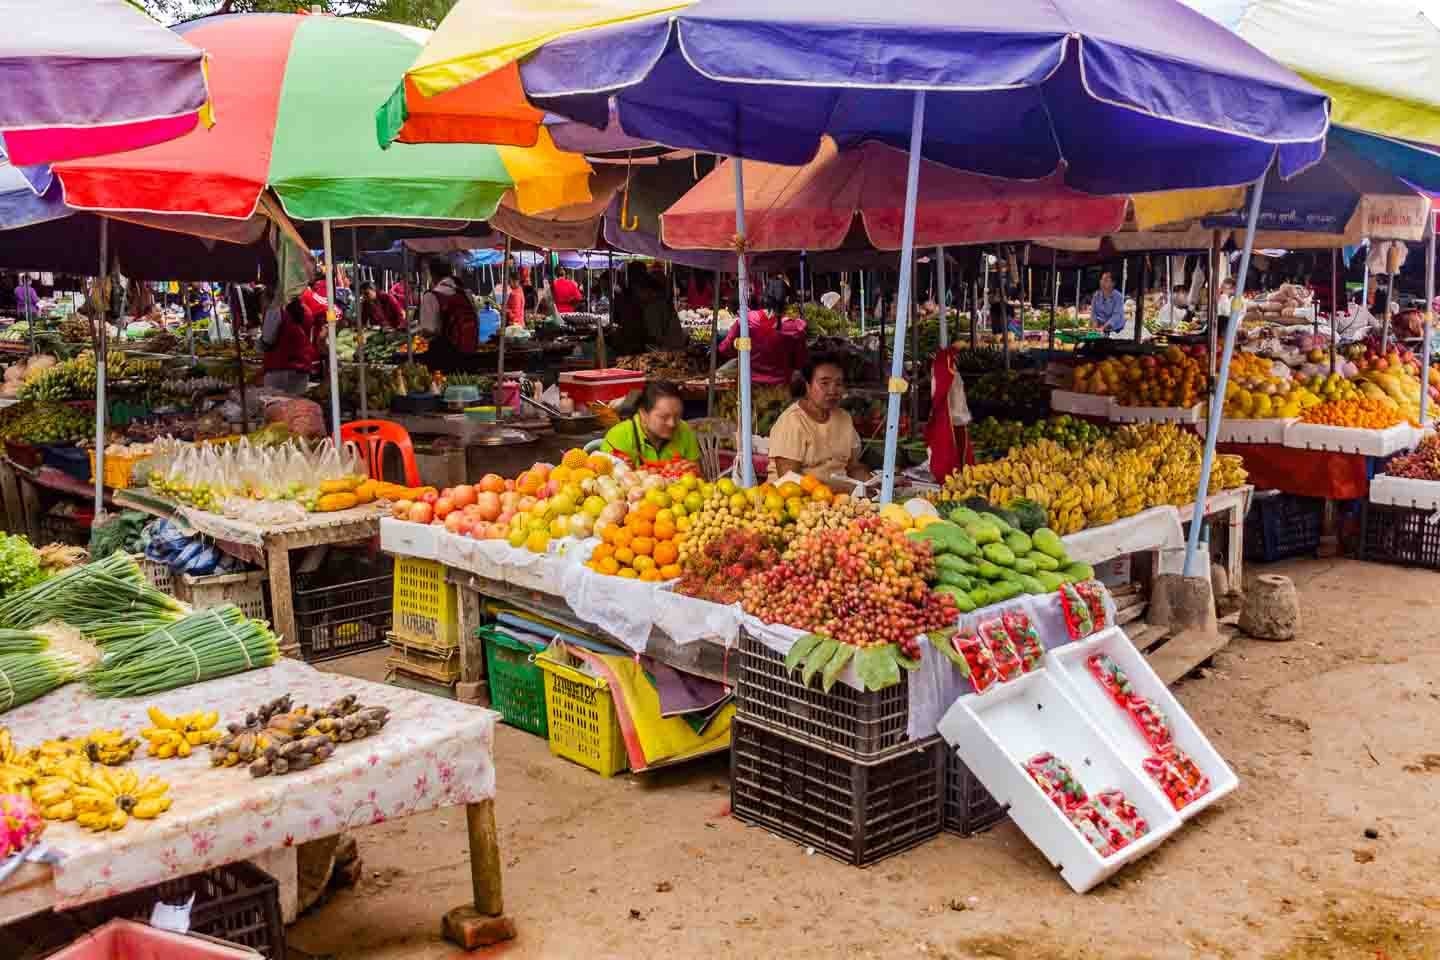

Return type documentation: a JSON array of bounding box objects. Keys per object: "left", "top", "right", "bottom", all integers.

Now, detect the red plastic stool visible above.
[{"left": 341, "top": 419, "right": 421, "bottom": 487}]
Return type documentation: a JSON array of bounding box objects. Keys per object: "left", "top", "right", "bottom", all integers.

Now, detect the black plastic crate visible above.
[
  {"left": 1244, "top": 492, "right": 1322, "bottom": 563},
  {"left": 1, "top": 861, "right": 284, "bottom": 959},
  {"left": 943, "top": 749, "right": 1007, "bottom": 838},
  {"left": 1360, "top": 502, "right": 1440, "bottom": 570},
  {"left": 294, "top": 556, "right": 393, "bottom": 661},
  {"left": 736, "top": 628, "right": 908, "bottom": 758},
  {"left": 730, "top": 718, "right": 943, "bottom": 867}
]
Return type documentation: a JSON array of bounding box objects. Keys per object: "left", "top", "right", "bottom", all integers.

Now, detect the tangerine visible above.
[
  {"left": 632, "top": 536, "right": 655, "bottom": 557},
  {"left": 639, "top": 569, "right": 663, "bottom": 582},
  {"left": 653, "top": 540, "right": 678, "bottom": 566},
  {"left": 652, "top": 519, "right": 676, "bottom": 541},
  {"left": 629, "top": 518, "right": 655, "bottom": 539},
  {"left": 617, "top": 567, "right": 639, "bottom": 579},
  {"left": 614, "top": 546, "right": 636, "bottom": 566},
  {"left": 591, "top": 543, "right": 615, "bottom": 562},
  {"left": 611, "top": 527, "right": 634, "bottom": 549},
  {"left": 799, "top": 474, "right": 820, "bottom": 493},
  {"left": 598, "top": 556, "right": 620, "bottom": 576},
  {"left": 659, "top": 563, "right": 682, "bottom": 579}
]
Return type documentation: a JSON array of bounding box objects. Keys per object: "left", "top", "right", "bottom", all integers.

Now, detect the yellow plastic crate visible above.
[
  {"left": 535, "top": 646, "right": 627, "bottom": 777},
  {"left": 391, "top": 556, "right": 458, "bottom": 645},
  {"left": 89, "top": 450, "right": 149, "bottom": 490}
]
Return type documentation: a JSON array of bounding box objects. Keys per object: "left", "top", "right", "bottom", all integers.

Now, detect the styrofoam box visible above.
[
  {"left": 1283, "top": 421, "right": 1418, "bottom": 457},
  {"left": 938, "top": 669, "right": 1181, "bottom": 893},
  {"left": 1369, "top": 474, "right": 1440, "bottom": 510},
  {"left": 1047, "top": 627, "right": 1239, "bottom": 823},
  {"left": 1197, "top": 417, "right": 1294, "bottom": 445},
  {"left": 1109, "top": 403, "right": 1204, "bottom": 424},
  {"left": 1051, "top": 390, "right": 1114, "bottom": 418},
  {"left": 379, "top": 516, "right": 438, "bottom": 560}
]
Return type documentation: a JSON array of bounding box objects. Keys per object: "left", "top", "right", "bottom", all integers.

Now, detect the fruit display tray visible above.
[
  {"left": 938, "top": 668, "right": 1180, "bottom": 893},
  {"left": 1109, "top": 403, "right": 1204, "bottom": 424},
  {"left": 1283, "top": 421, "right": 1420, "bottom": 457},
  {"left": 1047, "top": 627, "right": 1238, "bottom": 823},
  {"left": 1050, "top": 390, "right": 1115, "bottom": 418},
  {"left": 1197, "top": 416, "right": 1294, "bottom": 445},
  {"left": 1368, "top": 474, "right": 1440, "bottom": 511}
]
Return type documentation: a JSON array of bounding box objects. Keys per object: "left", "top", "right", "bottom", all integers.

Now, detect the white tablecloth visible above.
[{"left": 0, "top": 658, "right": 498, "bottom": 921}]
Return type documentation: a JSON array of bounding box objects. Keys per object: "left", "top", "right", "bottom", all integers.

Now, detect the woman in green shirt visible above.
[{"left": 601, "top": 381, "right": 701, "bottom": 470}]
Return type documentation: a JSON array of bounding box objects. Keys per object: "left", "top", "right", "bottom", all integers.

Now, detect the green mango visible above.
[
  {"left": 1004, "top": 530, "right": 1033, "bottom": 555},
  {"left": 936, "top": 554, "right": 978, "bottom": 576},
  {"left": 1064, "top": 562, "right": 1096, "bottom": 582},
  {"left": 989, "top": 580, "right": 1022, "bottom": 602},
  {"left": 1030, "top": 553, "right": 1060, "bottom": 572},
  {"left": 1017, "top": 574, "right": 1048, "bottom": 595},
  {"left": 997, "top": 566, "right": 1025, "bottom": 585},
  {"left": 1032, "top": 527, "right": 1067, "bottom": 561},
  {"left": 948, "top": 506, "right": 982, "bottom": 528},
  {"left": 937, "top": 570, "right": 974, "bottom": 591},
  {"left": 982, "top": 542, "right": 1016, "bottom": 567},
  {"left": 965, "top": 521, "right": 1003, "bottom": 545},
  {"left": 975, "top": 559, "right": 1005, "bottom": 580},
  {"left": 1035, "top": 571, "right": 1066, "bottom": 592},
  {"left": 1013, "top": 557, "right": 1037, "bottom": 575},
  {"left": 968, "top": 585, "right": 993, "bottom": 608}
]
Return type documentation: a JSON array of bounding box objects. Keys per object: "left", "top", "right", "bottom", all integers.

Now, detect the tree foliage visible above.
[{"left": 136, "top": 0, "right": 457, "bottom": 29}]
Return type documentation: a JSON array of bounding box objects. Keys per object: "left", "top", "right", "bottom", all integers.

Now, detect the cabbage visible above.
[{"left": 0, "top": 533, "right": 44, "bottom": 597}]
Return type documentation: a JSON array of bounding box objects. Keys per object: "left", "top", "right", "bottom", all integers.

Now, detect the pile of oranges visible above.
[
  {"left": 587, "top": 499, "right": 685, "bottom": 581},
  {"left": 1298, "top": 396, "right": 1406, "bottom": 429}
]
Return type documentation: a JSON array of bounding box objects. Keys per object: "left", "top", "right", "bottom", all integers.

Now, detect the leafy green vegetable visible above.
[
  {"left": 802, "top": 638, "right": 839, "bottom": 686},
  {"left": 928, "top": 629, "right": 970, "bottom": 674},
  {"left": 820, "top": 643, "right": 856, "bottom": 693},
  {"left": 0, "top": 533, "right": 44, "bottom": 598},
  {"left": 855, "top": 644, "right": 902, "bottom": 691},
  {"left": 784, "top": 633, "right": 824, "bottom": 671}
]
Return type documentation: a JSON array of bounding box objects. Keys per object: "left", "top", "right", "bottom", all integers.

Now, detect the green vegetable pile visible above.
[
  {"left": 0, "top": 403, "right": 93, "bottom": 444},
  {"left": 0, "top": 534, "right": 44, "bottom": 597}
]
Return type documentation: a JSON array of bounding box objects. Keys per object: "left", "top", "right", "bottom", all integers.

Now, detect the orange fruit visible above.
[
  {"left": 636, "top": 502, "right": 660, "bottom": 523},
  {"left": 614, "top": 546, "right": 635, "bottom": 566},
  {"left": 639, "top": 569, "right": 663, "bottom": 582},
  {"left": 653, "top": 540, "right": 678, "bottom": 566},
  {"left": 611, "top": 527, "right": 633, "bottom": 549},
  {"left": 659, "top": 563, "right": 682, "bottom": 579},
  {"left": 652, "top": 520, "right": 676, "bottom": 542},
  {"left": 629, "top": 518, "right": 654, "bottom": 539},
  {"left": 799, "top": 475, "right": 819, "bottom": 493},
  {"left": 587, "top": 453, "right": 613, "bottom": 476},
  {"left": 631, "top": 536, "right": 655, "bottom": 557},
  {"left": 592, "top": 543, "right": 615, "bottom": 562},
  {"left": 633, "top": 554, "right": 656, "bottom": 572},
  {"left": 810, "top": 485, "right": 833, "bottom": 503},
  {"left": 655, "top": 508, "right": 675, "bottom": 526},
  {"left": 617, "top": 567, "right": 638, "bottom": 579},
  {"left": 598, "top": 556, "right": 620, "bottom": 576}
]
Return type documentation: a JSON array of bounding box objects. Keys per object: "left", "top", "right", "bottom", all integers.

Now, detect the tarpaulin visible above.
[{"left": 1217, "top": 443, "right": 1370, "bottom": 500}]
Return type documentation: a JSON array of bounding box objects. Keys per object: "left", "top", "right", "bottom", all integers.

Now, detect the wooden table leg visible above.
[
  {"left": 19, "top": 476, "right": 41, "bottom": 543},
  {"left": 266, "top": 543, "right": 299, "bottom": 658},
  {"left": 453, "top": 579, "right": 486, "bottom": 704},
  {"left": 442, "top": 799, "right": 516, "bottom": 949},
  {"left": 0, "top": 461, "right": 21, "bottom": 535}
]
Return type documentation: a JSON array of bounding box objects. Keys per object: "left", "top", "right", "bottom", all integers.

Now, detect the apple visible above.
[
  {"left": 408, "top": 502, "right": 433, "bottom": 524},
  {"left": 504, "top": 478, "right": 515, "bottom": 492},
  {"left": 444, "top": 512, "right": 466, "bottom": 534},
  {"left": 479, "top": 474, "right": 506, "bottom": 494},
  {"left": 518, "top": 496, "right": 537, "bottom": 512},
  {"left": 462, "top": 503, "right": 483, "bottom": 518},
  {"left": 476, "top": 491, "right": 501, "bottom": 522},
  {"left": 496, "top": 509, "right": 515, "bottom": 526},
  {"left": 487, "top": 523, "right": 509, "bottom": 540},
  {"left": 421, "top": 490, "right": 439, "bottom": 505},
  {"left": 434, "top": 496, "right": 455, "bottom": 519},
  {"left": 392, "top": 499, "right": 413, "bottom": 519},
  {"left": 451, "top": 484, "right": 477, "bottom": 508},
  {"left": 531, "top": 463, "right": 552, "bottom": 481},
  {"left": 500, "top": 491, "right": 519, "bottom": 511}
]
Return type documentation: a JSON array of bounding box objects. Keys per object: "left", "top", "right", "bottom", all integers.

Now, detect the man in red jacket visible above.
[{"left": 552, "top": 268, "right": 582, "bottom": 314}]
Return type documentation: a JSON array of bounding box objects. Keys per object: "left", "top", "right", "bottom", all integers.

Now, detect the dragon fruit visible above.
[{"left": 0, "top": 793, "right": 43, "bottom": 859}]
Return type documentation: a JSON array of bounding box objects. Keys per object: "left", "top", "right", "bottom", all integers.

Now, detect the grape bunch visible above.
[
  {"left": 742, "top": 516, "right": 957, "bottom": 650},
  {"left": 784, "top": 497, "right": 876, "bottom": 550}
]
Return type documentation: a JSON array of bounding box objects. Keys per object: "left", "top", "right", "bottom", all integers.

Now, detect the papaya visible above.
[
  {"left": 989, "top": 581, "right": 1022, "bottom": 602},
  {"left": 982, "top": 542, "right": 1016, "bottom": 567},
  {"left": 1064, "top": 562, "right": 1096, "bottom": 582},
  {"left": 1030, "top": 553, "right": 1060, "bottom": 572},
  {"left": 965, "top": 520, "right": 1002, "bottom": 545},
  {"left": 316, "top": 492, "right": 359, "bottom": 512},
  {"left": 934, "top": 585, "right": 976, "bottom": 613}
]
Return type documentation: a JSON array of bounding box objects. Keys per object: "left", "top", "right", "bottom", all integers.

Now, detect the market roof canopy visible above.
[
  {"left": 0, "top": 162, "right": 66, "bottom": 230},
  {"left": 1184, "top": 0, "right": 1440, "bottom": 147},
  {"left": 661, "top": 140, "right": 1128, "bottom": 251},
  {"left": 54, "top": 13, "right": 592, "bottom": 224},
  {"left": 0, "top": 0, "right": 212, "bottom": 166},
  {"left": 511, "top": 0, "right": 1330, "bottom": 194}
]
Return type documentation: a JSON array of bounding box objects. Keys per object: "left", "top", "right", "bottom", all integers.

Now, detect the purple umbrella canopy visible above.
[{"left": 519, "top": 0, "right": 1331, "bottom": 194}]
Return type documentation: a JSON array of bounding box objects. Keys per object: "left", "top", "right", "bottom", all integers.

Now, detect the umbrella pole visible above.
[
  {"left": 859, "top": 270, "right": 867, "bottom": 335},
  {"left": 1380, "top": 260, "right": 1395, "bottom": 355},
  {"left": 910, "top": 257, "right": 920, "bottom": 437},
  {"left": 733, "top": 159, "right": 755, "bottom": 487},
  {"left": 1330, "top": 246, "right": 1339, "bottom": 374},
  {"left": 94, "top": 219, "right": 108, "bottom": 518},
  {"left": 403, "top": 245, "right": 414, "bottom": 367},
  {"left": 880, "top": 90, "right": 926, "bottom": 504},
  {"left": 499, "top": 237, "right": 509, "bottom": 408},
  {"left": 1423, "top": 214, "right": 1437, "bottom": 425},
  {"left": 1209, "top": 232, "right": 1221, "bottom": 376},
  {"left": 707, "top": 269, "right": 720, "bottom": 418},
  {"left": 231, "top": 283, "right": 249, "bottom": 436},
  {"left": 1184, "top": 170, "right": 1267, "bottom": 577},
  {"left": 936, "top": 247, "right": 947, "bottom": 348},
  {"left": 353, "top": 228, "right": 367, "bottom": 422},
  {"left": 22, "top": 273, "right": 33, "bottom": 355},
  {"left": 1135, "top": 257, "right": 1145, "bottom": 344},
  {"left": 323, "top": 220, "right": 341, "bottom": 447},
  {"left": 1048, "top": 249, "right": 1058, "bottom": 354}
]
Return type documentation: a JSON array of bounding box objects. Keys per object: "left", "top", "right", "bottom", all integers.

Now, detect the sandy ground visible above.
[{"left": 286, "top": 557, "right": 1440, "bottom": 960}]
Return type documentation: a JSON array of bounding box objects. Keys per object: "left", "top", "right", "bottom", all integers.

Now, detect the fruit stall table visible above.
[
  {"left": 0, "top": 458, "right": 112, "bottom": 544},
  {"left": 111, "top": 488, "right": 388, "bottom": 656},
  {"left": 0, "top": 657, "right": 512, "bottom": 950}
]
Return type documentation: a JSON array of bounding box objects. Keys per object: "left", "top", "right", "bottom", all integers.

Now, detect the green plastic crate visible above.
[{"left": 481, "top": 627, "right": 549, "bottom": 737}]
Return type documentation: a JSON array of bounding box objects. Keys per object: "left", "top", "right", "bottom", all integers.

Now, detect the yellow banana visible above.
[{"left": 132, "top": 796, "right": 171, "bottom": 819}]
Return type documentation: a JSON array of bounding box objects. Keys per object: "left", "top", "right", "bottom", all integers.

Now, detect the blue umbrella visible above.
[{"left": 514, "top": 0, "right": 1331, "bottom": 497}]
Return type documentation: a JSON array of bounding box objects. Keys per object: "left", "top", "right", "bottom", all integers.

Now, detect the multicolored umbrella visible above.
[
  {"left": 54, "top": 13, "right": 592, "bottom": 223},
  {"left": 1, "top": 0, "right": 211, "bottom": 166}
]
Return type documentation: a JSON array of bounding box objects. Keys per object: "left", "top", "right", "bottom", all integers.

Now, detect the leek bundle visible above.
[
  {"left": 0, "top": 649, "right": 82, "bottom": 713},
  {"left": 87, "top": 604, "right": 279, "bottom": 698},
  {"left": 0, "top": 553, "right": 185, "bottom": 643},
  {"left": 0, "top": 629, "right": 48, "bottom": 655}
]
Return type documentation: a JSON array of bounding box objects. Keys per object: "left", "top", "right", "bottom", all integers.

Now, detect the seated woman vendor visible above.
[
  {"left": 601, "top": 381, "right": 701, "bottom": 470},
  {"left": 767, "top": 355, "right": 870, "bottom": 485}
]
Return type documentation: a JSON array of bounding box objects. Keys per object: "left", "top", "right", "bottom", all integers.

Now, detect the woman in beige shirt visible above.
[{"left": 767, "top": 355, "right": 871, "bottom": 484}]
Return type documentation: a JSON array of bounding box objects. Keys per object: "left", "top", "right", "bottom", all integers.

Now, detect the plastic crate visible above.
[
  {"left": 137, "top": 555, "right": 174, "bottom": 596},
  {"left": 535, "top": 644, "right": 627, "bottom": 777},
  {"left": 88, "top": 449, "right": 150, "bottom": 489},
  {"left": 736, "top": 628, "right": 908, "bottom": 758},
  {"left": 38, "top": 512, "right": 90, "bottom": 546},
  {"left": 174, "top": 569, "right": 268, "bottom": 620},
  {"left": 393, "top": 555, "right": 458, "bottom": 645},
  {"left": 730, "top": 718, "right": 944, "bottom": 866},
  {"left": 1244, "top": 492, "right": 1322, "bottom": 563},
  {"left": 4, "top": 861, "right": 284, "bottom": 959},
  {"left": 944, "top": 749, "right": 1007, "bottom": 838},
  {"left": 1360, "top": 502, "right": 1440, "bottom": 570},
  {"left": 292, "top": 559, "right": 393, "bottom": 661},
  {"left": 385, "top": 631, "right": 459, "bottom": 686},
  {"left": 481, "top": 626, "right": 548, "bottom": 737}
]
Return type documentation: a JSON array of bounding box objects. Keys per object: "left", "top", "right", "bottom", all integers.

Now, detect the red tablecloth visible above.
[{"left": 1218, "top": 442, "right": 1369, "bottom": 500}]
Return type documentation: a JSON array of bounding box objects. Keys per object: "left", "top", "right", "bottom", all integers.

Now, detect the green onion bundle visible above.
[
  {"left": 86, "top": 603, "right": 279, "bottom": 698},
  {"left": 0, "top": 553, "right": 185, "bottom": 642},
  {"left": 0, "top": 649, "right": 82, "bottom": 713},
  {"left": 0, "top": 628, "right": 48, "bottom": 655}
]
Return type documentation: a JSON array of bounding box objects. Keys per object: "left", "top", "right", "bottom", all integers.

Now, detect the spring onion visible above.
[
  {"left": 0, "top": 629, "right": 47, "bottom": 655},
  {"left": 0, "top": 553, "right": 184, "bottom": 641},
  {"left": 0, "top": 649, "right": 82, "bottom": 713},
  {"left": 86, "top": 604, "right": 279, "bottom": 698}
]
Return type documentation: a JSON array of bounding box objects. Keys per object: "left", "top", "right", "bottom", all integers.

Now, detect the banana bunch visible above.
[
  {"left": 30, "top": 762, "right": 90, "bottom": 821},
  {"left": 26, "top": 737, "right": 85, "bottom": 774},
  {"left": 72, "top": 766, "right": 172, "bottom": 831},
  {"left": 83, "top": 728, "right": 141, "bottom": 766},
  {"left": 142, "top": 706, "right": 222, "bottom": 759}
]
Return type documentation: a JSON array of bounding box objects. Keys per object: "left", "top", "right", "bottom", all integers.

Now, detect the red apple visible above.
[
  {"left": 463, "top": 503, "right": 484, "bottom": 518},
  {"left": 392, "top": 499, "right": 413, "bottom": 520},
  {"left": 421, "top": 490, "right": 439, "bottom": 505},
  {"left": 408, "top": 502, "right": 433, "bottom": 524},
  {"left": 479, "top": 474, "right": 506, "bottom": 494},
  {"left": 434, "top": 496, "right": 455, "bottom": 519},
  {"left": 496, "top": 509, "right": 515, "bottom": 526},
  {"left": 444, "top": 511, "right": 466, "bottom": 534},
  {"left": 476, "top": 491, "right": 502, "bottom": 522},
  {"left": 451, "top": 484, "right": 477, "bottom": 508},
  {"left": 499, "top": 491, "right": 519, "bottom": 512},
  {"left": 517, "top": 496, "right": 537, "bottom": 512}
]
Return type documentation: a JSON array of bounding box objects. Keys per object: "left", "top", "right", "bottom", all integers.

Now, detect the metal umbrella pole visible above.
[
  {"left": 402, "top": 244, "right": 414, "bottom": 366},
  {"left": 1183, "top": 171, "right": 1268, "bottom": 577},
  {"left": 94, "top": 219, "right": 108, "bottom": 518},
  {"left": 733, "top": 159, "right": 756, "bottom": 487},
  {"left": 936, "top": 246, "right": 947, "bottom": 348},
  {"left": 1048, "top": 248, "right": 1058, "bottom": 353},
  {"left": 231, "top": 283, "right": 250, "bottom": 435},
  {"left": 353, "top": 228, "right": 367, "bottom": 421},
  {"left": 1422, "top": 213, "right": 1437, "bottom": 425},
  {"left": 499, "top": 236, "right": 510, "bottom": 408},
  {"left": 859, "top": 269, "right": 867, "bottom": 335},
  {"left": 879, "top": 90, "right": 926, "bottom": 504},
  {"left": 706, "top": 266, "right": 722, "bottom": 416},
  {"left": 21, "top": 273, "right": 33, "bottom": 355},
  {"left": 322, "top": 220, "right": 341, "bottom": 447},
  {"left": 1330, "top": 246, "right": 1339, "bottom": 373},
  {"left": 1380, "top": 263, "right": 1394, "bottom": 355}
]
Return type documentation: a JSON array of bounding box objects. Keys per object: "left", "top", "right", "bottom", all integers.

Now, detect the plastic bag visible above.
[
  {"left": 1143, "top": 749, "right": 1211, "bottom": 811},
  {"left": 1024, "top": 752, "right": 1088, "bottom": 813}
]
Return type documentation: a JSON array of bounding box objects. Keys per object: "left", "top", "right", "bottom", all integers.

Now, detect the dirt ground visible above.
[{"left": 287, "top": 557, "right": 1440, "bottom": 960}]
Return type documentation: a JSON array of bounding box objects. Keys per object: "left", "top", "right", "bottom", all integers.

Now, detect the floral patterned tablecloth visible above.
[{"left": 0, "top": 658, "right": 498, "bottom": 920}]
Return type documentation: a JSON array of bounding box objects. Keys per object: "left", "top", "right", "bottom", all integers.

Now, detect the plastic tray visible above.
[
  {"left": 1050, "top": 390, "right": 1115, "bottom": 418},
  {"left": 1369, "top": 474, "right": 1440, "bottom": 511},
  {"left": 730, "top": 718, "right": 943, "bottom": 867},
  {"left": 736, "top": 628, "right": 908, "bottom": 758},
  {"left": 1283, "top": 421, "right": 1419, "bottom": 457},
  {"left": 1196, "top": 417, "right": 1293, "bottom": 445},
  {"left": 47, "top": 921, "right": 260, "bottom": 960},
  {"left": 1046, "top": 627, "right": 1239, "bottom": 823},
  {"left": 1109, "top": 403, "right": 1204, "bottom": 424},
  {"left": 938, "top": 669, "right": 1181, "bottom": 893}
]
